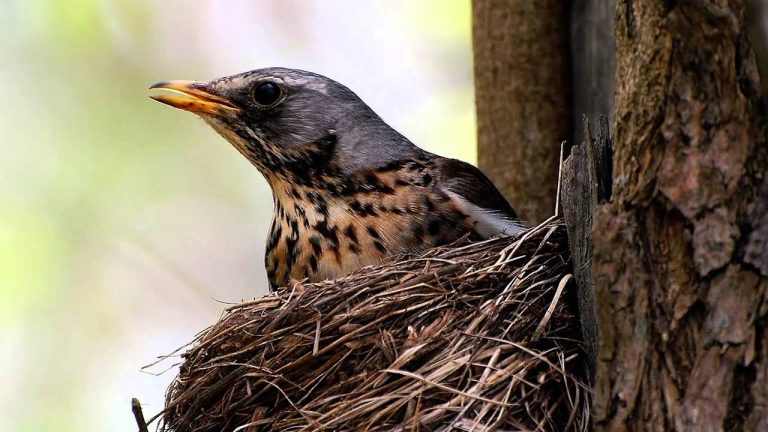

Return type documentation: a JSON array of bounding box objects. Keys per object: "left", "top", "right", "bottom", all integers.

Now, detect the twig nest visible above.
[{"left": 156, "top": 220, "right": 588, "bottom": 431}]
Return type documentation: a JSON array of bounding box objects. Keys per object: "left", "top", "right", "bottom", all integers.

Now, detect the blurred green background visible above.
[{"left": 0, "top": 1, "right": 475, "bottom": 430}]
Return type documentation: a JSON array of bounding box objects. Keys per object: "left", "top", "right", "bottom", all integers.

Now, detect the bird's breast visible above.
[{"left": 264, "top": 166, "right": 480, "bottom": 288}]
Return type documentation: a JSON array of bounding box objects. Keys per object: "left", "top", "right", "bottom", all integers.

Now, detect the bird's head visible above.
[{"left": 150, "top": 68, "right": 416, "bottom": 181}]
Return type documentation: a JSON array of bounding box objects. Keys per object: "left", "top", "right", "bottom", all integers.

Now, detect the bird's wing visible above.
[{"left": 434, "top": 157, "right": 526, "bottom": 238}]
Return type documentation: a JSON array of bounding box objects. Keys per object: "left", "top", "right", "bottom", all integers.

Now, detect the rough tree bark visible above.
[
  {"left": 592, "top": 1, "right": 768, "bottom": 430},
  {"left": 562, "top": 116, "right": 613, "bottom": 376},
  {"left": 472, "top": 0, "right": 570, "bottom": 223}
]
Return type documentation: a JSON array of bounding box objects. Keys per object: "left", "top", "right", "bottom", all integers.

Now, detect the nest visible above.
[{"left": 152, "top": 219, "right": 589, "bottom": 431}]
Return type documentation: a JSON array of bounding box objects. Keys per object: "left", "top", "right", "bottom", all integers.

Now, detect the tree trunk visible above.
[
  {"left": 592, "top": 1, "right": 768, "bottom": 430},
  {"left": 569, "top": 0, "right": 617, "bottom": 144},
  {"left": 472, "top": 0, "right": 570, "bottom": 223}
]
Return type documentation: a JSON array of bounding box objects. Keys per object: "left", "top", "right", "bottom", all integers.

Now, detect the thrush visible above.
[{"left": 150, "top": 68, "right": 524, "bottom": 289}]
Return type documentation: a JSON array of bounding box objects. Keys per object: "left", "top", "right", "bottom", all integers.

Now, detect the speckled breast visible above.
[{"left": 264, "top": 162, "right": 477, "bottom": 288}]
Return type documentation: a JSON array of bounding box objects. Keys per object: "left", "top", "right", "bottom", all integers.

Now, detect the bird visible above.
[{"left": 150, "top": 68, "right": 525, "bottom": 290}]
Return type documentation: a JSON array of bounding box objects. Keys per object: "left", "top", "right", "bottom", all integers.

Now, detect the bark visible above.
[
  {"left": 562, "top": 116, "right": 613, "bottom": 376},
  {"left": 592, "top": 1, "right": 768, "bottom": 430},
  {"left": 472, "top": 0, "right": 570, "bottom": 223}
]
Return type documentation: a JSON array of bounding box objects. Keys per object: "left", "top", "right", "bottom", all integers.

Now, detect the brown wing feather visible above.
[{"left": 434, "top": 157, "right": 519, "bottom": 220}]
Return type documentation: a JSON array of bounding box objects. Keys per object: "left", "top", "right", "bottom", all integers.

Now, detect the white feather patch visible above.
[{"left": 445, "top": 191, "right": 526, "bottom": 238}]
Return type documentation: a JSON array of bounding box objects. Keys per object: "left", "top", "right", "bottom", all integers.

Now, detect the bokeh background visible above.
[{"left": 0, "top": 1, "right": 475, "bottom": 430}]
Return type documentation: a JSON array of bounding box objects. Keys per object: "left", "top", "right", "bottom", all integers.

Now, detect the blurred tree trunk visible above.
[
  {"left": 569, "top": 0, "right": 617, "bottom": 142},
  {"left": 592, "top": 1, "right": 768, "bottom": 430},
  {"left": 472, "top": 0, "right": 570, "bottom": 223}
]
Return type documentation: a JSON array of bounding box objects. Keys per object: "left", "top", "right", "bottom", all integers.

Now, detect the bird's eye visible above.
[{"left": 252, "top": 82, "right": 282, "bottom": 107}]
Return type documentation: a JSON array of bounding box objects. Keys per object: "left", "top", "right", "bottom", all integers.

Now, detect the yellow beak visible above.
[{"left": 149, "top": 80, "right": 241, "bottom": 115}]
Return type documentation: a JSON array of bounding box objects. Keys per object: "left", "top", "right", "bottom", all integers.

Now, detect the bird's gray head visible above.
[{"left": 150, "top": 68, "right": 417, "bottom": 180}]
